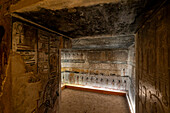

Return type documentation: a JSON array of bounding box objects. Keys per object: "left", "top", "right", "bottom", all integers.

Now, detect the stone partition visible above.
[{"left": 136, "top": 2, "right": 170, "bottom": 113}]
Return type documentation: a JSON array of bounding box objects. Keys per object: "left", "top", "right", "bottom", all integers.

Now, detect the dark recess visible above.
[{"left": 0, "top": 26, "right": 5, "bottom": 44}]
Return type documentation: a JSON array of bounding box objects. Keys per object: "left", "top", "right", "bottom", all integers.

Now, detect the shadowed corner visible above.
[{"left": 0, "top": 26, "right": 5, "bottom": 44}]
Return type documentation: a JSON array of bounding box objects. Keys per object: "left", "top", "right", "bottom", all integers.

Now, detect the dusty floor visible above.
[{"left": 60, "top": 89, "right": 130, "bottom": 113}]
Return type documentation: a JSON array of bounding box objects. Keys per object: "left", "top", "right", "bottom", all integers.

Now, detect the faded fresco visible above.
[
  {"left": 37, "top": 32, "right": 61, "bottom": 113},
  {"left": 11, "top": 21, "right": 71, "bottom": 113},
  {"left": 61, "top": 50, "right": 128, "bottom": 76},
  {"left": 38, "top": 30, "right": 49, "bottom": 75},
  {"left": 50, "top": 34, "right": 60, "bottom": 76},
  {"left": 12, "top": 22, "right": 37, "bottom": 73}
]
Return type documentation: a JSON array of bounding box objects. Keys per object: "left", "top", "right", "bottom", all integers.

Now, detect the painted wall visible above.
[
  {"left": 136, "top": 2, "right": 170, "bottom": 113},
  {"left": 8, "top": 20, "right": 71, "bottom": 113},
  {"left": 61, "top": 49, "right": 128, "bottom": 76},
  {"left": 61, "top": 48, "right": 136, "bottom": 112}
]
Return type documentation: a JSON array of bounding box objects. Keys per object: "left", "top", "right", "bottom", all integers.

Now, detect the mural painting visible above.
[
  {"left": 11, "top": 20, "right": 72, "bottom": 113},
  {"left": 12, "top": 22, "right": 37, "bottom": 73},
  {"left": 38, "top": 30, "right": 49, "bottom": 75}
]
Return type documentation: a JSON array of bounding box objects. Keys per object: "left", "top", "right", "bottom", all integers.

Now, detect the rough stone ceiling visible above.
[
  {"left": 10, "top": 0, "right": 165, "bottom": 49},
  {"left": 15, "top": 3, "right": 135, "bottom": 38},
  {"left": 11, "top": 0, "right": 164, "bottom": 38}
]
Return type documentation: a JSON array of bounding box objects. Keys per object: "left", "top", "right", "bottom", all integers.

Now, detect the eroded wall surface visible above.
[
  {"left": 61, "top": 49, "right": 128, "bottom": 76},
  {"left": 136, "top": 2, "right": 170, "bottom": 113},
  {"left": 10, "top": 21, "right": 71, "bottom": 113},
  {"left": 0, "top": 0, "right": 20, "bottom": 113}
]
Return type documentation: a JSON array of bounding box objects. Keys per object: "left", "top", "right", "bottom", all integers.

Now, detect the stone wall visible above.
[
  {"left": 5, "top": 20, "right": 71, "bottom": 113},
  {"left": 0, "top": 0, "right": 20, "bottom": 113},
  {"left": 136, "top": 1, "right": 170, "bottom": 113},
  {"left": 61, "top": 48, "right": 136, "bottom": 112},
  {"left": 127, "top": 44, "right": 136, "bottom": 112},
  {"left": 61, "top": 49, "right": 128, "bottom": 76}
]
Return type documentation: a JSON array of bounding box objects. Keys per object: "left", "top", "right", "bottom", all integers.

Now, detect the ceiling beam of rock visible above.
[
  {"left": 11, "top": 0, "right": 165, "bottom": 38},
  {"left": 72, "top": 35, "right": 134, "bottom": 49}
]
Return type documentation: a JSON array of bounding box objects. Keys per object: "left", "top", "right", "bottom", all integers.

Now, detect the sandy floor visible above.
[{"left": 60, "top": 89, "right": 130, "bottom": 113}]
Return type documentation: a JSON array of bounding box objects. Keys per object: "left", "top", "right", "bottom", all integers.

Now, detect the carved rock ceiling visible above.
[{"left": 11, "top": 0, "right": 163, "bottom": 49}]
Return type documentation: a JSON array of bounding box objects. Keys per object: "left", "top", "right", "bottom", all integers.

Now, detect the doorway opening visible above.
[{"left": 60, "top": 39, "right": 136, "bottom": 113}]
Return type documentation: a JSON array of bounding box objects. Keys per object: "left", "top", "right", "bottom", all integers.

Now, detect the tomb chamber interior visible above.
[{"left": 0, "top": 0, "right": 169, "bottom": 113}]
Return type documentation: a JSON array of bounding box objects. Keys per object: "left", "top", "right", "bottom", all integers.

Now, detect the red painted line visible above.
[{"left": 63, "top": 85, "right": 126, "bottom": 96}]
